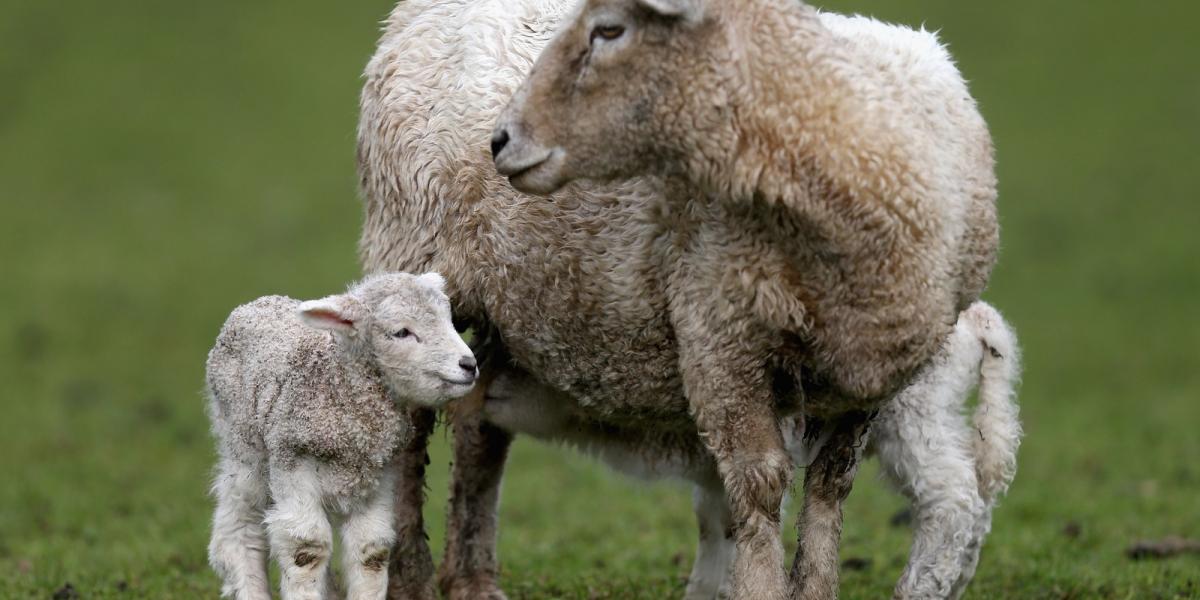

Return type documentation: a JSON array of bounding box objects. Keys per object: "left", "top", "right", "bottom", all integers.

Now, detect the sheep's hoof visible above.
[
  {"left": 386, "top": 580, "right": 437, "bottom": 600},
  {"left": 441, "top": 579, "right": 508, "bottom": 600}
]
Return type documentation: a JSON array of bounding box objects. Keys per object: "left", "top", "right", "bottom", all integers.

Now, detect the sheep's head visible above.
[
  {"left": 492, "top": 0, "right": 727, "bottom": 195},
  {"left": 297, "top": 272, "right": 477, "bottom": 407}
]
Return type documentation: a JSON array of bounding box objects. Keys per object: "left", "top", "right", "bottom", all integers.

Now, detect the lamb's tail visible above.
[{"left": 963, "top": 302, "right": 1022, "bottom": 505}]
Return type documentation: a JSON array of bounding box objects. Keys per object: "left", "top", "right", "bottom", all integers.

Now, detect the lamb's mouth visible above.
[{"left": 439, "top": 376, "right": 476, "bottom": 387}]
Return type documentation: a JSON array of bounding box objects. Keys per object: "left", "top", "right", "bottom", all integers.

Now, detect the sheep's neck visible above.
[{"left": 698, "top": 3, "right": 877, "bottom": 219}]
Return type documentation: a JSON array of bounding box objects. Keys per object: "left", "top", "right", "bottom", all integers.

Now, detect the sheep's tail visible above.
[{"left": 963, "top": 302, "right": 1022, "bottom": 505}]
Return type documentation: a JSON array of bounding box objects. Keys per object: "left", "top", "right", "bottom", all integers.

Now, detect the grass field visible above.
[{"left": 2, "top": 0, "right": 1198, "bottom": 598}]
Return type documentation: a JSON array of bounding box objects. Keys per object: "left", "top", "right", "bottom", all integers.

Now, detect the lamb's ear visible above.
[
  {"left": 636, "top": 0, "right": 701, "bottom": 20},
  {"left": 298, "top": 295, "right": 367, "bottom": 334},
  {"left": 415, "top": 272, "right": 446, "bottom": 292}
]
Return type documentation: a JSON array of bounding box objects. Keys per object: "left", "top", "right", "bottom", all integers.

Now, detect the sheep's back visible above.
[{"left": 818, "top": 12, "right": 999, "bottom": 306}]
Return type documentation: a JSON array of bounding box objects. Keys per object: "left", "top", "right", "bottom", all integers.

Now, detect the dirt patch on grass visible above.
[{"left": 1127, "top": 537, "right": 1200, "bottom": 560}]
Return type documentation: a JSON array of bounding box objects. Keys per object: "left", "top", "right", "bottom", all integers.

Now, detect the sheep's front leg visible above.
[
  {"left": 436, "top": 410, "right": 513, "bottom": 600},
  {"left": 265, "top": 460, "right": 334, "bottom": 600},
  {"left": 208, "top": 457, "right": 271, "bottom": 600},
  {"left": 789, "top": 412, "right": 873, "bottom": 600},
  {"left": 387, "top": 406, "right": 438, "bottom": 600},
  {"left": 683, "top": 355, "right": 793, "bottom": 600},
  {"left": 685, "top": 480, "right": 736, "bottom": 600},
  {"left": 343, "top": 467, "right": 398, "bottom": 600}
]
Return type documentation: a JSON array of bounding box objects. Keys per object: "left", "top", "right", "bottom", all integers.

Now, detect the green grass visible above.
[{"left": 1, "top": 0, "right": 1198, "bottom": 597}]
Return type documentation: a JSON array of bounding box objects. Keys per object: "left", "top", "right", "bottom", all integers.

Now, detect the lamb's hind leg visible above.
[
  {"left": 874, "top": 312, "right": 989, "bottom": 599},
  {"left": 685, "top": 480, "right": 736, "bottom": 600},
  {"left": 789, "top": 411, "right": 873, "bottom": 600},
  {"left": 209, "top": 457, "right": 271, "bottom": 600},
  {"left": 874, "top": 390, "right": 982, "bottom": 600}
]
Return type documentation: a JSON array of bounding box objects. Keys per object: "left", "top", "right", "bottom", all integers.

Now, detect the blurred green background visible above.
[{"left": 1, "top": 0, "right": 1197, "bottom": 598}]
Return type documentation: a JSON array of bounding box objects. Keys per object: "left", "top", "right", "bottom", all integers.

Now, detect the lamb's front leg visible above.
[
  {"left": 387, "top": 405, "right": 438, "bottom": 600},
  {"left": 265, "top": 460, "right": 334, "bottom": 600},
  {"left": 436, "top": 409, "right": 513, "bottom": 600},
  {"left": 682, "top": 350, "right": 793, "bottom": 600},
  {"left": 343, "top": 467, "right": 398, "bottom": 600},
  {"left": 789, "top": 412, "right": 873, "bottom": 600}
]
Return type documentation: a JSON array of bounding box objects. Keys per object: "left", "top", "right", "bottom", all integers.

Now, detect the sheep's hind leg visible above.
[
  {"left": 436, "top": 410, "right": 513, "bottom": 600},
  {"left": 208, "top": 457, "right": 271, "bottom": 600},
  {"left": 789, "top": 412, "right": 873, "bottom": 600},
  {"left": 386, "top": 406, "right": 438, "bottom": 600},
  {"left": 265, "top": 459, "right": 334, "bottom": 600},
  {"left": 343, "top": 467, "right": 398, "bottom": 600},
  {"left": 685, "top": 479, "right": 736, "bottom": 600}
]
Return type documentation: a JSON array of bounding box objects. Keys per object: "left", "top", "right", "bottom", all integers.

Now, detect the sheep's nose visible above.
[
  {"left": 490, "top": 129, "right": 510, "bottom": 159},
  {"left": 458, "top": 355, "right": 477, "bottom": 375}
]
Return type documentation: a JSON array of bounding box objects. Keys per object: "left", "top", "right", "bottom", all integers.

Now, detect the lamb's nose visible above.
[
  {"left": 459, "top": 355, "right": 477, "bottom": 375},
  {"left": 490, "top": 129, "right": 510, "bottom": 159}
]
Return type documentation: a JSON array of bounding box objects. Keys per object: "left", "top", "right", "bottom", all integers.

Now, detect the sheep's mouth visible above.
[
  {"left": 497, "top": 148, "right": 567, "bottom": 196},
  {"left": 439, "top": 376, "right": 476, "bottom": 387}
]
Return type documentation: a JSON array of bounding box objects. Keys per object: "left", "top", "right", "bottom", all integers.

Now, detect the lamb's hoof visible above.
[{"left": 440, "top": 576, "right": 508, "bottom": 600}]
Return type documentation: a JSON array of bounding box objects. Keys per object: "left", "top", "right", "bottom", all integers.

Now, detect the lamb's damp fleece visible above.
[{"left": 205, "top": 272, "right": 476, "bottom": 600}]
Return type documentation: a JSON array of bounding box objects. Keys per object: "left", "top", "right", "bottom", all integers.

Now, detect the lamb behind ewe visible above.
[
  {"left": 206, "top": 273, "right": 476, "bottom": 600},
  {"left": 494, "top": 0, "right": 1001, "bottom": 597}
]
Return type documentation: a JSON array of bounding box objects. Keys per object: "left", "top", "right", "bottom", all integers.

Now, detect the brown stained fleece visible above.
[
  {"left": 293, "top": 551, "right": 320, "bottom": 569},
  {"left": 496, "top": 0, "right": 999, "bottom": 408},
  {"left": 490, "top": 2, "right": 1000, "bottom": 597},
  {"left": 364, "top": 549, "right": 392, "bottom": 572}
]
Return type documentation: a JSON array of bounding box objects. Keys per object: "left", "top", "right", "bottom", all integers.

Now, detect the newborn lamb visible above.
[{"left": 205, "top": 272, "right": 476, "bottom": 600}]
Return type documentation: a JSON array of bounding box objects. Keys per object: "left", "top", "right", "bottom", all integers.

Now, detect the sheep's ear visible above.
[
  {"left": 298, "top": 295, "right": 367, "bottom": 334},
  {"left": 415, "top": 272, "right": 446, "bottom": 292},
  {"left": 636, "top": 0, "right": 701, "bottom": 20}
]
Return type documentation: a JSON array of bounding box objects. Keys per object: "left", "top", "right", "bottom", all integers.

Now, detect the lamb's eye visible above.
[
  {"left": 393, "top": 328, "right": 412, "bottom": 339},
  {"left": 591, "top": 24, "right": 625, "bottom": 42}
]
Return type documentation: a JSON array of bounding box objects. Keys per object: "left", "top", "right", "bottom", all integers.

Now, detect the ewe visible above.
[
  {"left": 493, "top": 0, "right": 1001, "bottom": 597},
  {"left": 206, "top": 273, "right": 476, "bottom": 600},
  {"left": 358, "top": 1, "right": 1011, "bottom": 598}
]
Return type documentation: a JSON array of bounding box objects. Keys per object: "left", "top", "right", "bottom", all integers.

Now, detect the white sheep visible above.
[{"left": 205, "top": 273, "right": 477, "bottom": 600}]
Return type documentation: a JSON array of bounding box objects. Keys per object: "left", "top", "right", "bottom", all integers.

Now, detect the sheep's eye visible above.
[
  {"left": 591, "top": 24, "right": 625, "bottom": 42},
  {"left": 393, "top": 328, "right": 412, "bottom": 339}
]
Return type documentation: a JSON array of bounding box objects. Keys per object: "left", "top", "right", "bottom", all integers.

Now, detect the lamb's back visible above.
[{"left": 206, "top": 296, "right": 406, "bottom": 494}]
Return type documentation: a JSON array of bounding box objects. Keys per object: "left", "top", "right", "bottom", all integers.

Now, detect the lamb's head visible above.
[
  {"left": 297, "top": 272, "right": 477, "bottom": 407},
  {"left": 492, "top": 0, "right": 729, "bottom": 195}
]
